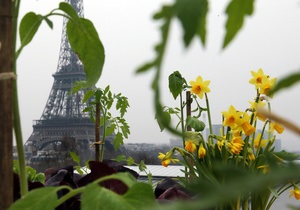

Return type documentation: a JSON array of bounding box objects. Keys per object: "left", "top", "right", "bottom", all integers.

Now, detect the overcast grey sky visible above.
[{"left": 17, "top": 0, "right": 300, "bottom": 151}]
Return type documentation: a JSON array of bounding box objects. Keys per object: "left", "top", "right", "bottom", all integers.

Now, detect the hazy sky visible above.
[{"left": 17, "top": 0, "right": 300, "bottom": 151}]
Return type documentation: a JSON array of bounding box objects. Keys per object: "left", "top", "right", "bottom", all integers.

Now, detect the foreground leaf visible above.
[
  {"left": 59, "top": 2, "right": 80, "bottom": 23},
  {"left": 81, "top": 182, "right": 157, "bottom": 210},
  {"left": 10, "top": 187, "right": 59, "bottom": 210},
  {"left": 17, "top": 12, "right": 44, "bottom": 57},
  {"left": 155, "top": 110, "right": 171, "bottom": 132},
  {"left": 268, "top": 71, "right": 300, "bottom": 96},
  {"left": 175, "top": 0, "right": 208, "bottom": 46},
  {"left": 67, "top": 18, "right": 105, "bottom": 86},
  {"left": 223, "top": 0, "right": 255, "bottom": 48},
  {"left": 69, "top": 151, "right": 80, "bottom": 164}
]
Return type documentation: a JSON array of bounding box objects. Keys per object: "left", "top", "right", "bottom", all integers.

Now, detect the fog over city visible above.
[{"left": 17, "top": 0, "right": 300, "bottom": 151}]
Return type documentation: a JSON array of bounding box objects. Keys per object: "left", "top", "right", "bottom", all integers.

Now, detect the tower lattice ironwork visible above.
[{"left": 26, "top": 0, "right": 118, "bottom": 158}]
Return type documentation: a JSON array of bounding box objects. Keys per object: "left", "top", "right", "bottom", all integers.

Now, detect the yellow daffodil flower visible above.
[
  {"left": 232, "top": 135, "right": 244, "bottom": 145},
  {"left": 258, "top": 76, "right": 277, "bottom": 96},
  {"left": 229, "top": 135, "right": 245, "bottom": 155},
  {"left": 247, "top": 148, "right": 255, "bottom": 161},
  {"left": 198, "top": 144, "right": 206, "bottom": 158},
  {"left": 222, "top": 105, "right": 241, "bottom": 129},
  {"left": 249, "top": 99, "right": 267, "bottom": 121},
  {"left": 189, "top": 76, "right": 211, "bottom": 99},
  {"left": 249, "top": 68, "right": 268, "bottom": 89},
  {"left": 236, "top": 112, "right": 256, "bottom": 136},
  {"left": 258, "top": 165, "right": 269, "bottom": 174},
  {"left": 254, "top": 133, "right": 268, "bottom": 149},
  {"left": 185, "top": 140, "right": 197, "bottom": 153},
  {"left": 158, "top": 152, "right": 179, "bottom": 167},
  {"left": 269, "top": 122, "right": 284, "bottom": 134},
  {"left": 217, "top": 139, "right": 225, "bottom": 151},
  {"left": 290, "top": 185, "right": 300, "bottom": 200},
  {"left": 248, "top": 153, "right": 255, "bottom": 161},
  {"left": 228, "top": 141, "right": 243, "bottom": 155}
]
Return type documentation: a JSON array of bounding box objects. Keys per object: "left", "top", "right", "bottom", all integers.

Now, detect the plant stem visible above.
[
  {"left": 205, "top": 93, "right": 213, "bottom": 144},
  {"left": 255, "top": 121, "right": 268, "bottom": 159},
  {"left": 95, "top": 102, "right": 100, "bottom": 161},
  {"left": 100, "top": 108, "right": 107, "bottom": 162},
  {"left": 13, "top": 0, "right": 28, "bottom": 197},
  {"left": 179, "top": 92, "right": 188, "bottom": 180},
  {"left": 236, "top": 196, "right": 240, "bottom": 210},
  {"left": 186, "top": 91, "right": 192, "bottom": 131},
  {"left": 267, "top": 101, "right": 272, "bottom": 141},
  {"left": 265, "top": 183, "right": 292, "bottom": 210},
  {"left": 180, "top": 92, "right": 185, "bottom": 147}
]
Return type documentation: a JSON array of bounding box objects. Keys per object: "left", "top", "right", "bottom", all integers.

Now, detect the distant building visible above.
[
  {"left": 273, "top": 138, "right": 282, "bottom": 151},
  {"left": 169, "top": 138, "right": 183, "bottom": 147},
  {"left": 203, "top": 124, "right": 223, "bottom": 140},
  {"left": 125, "top": 143, "right": 157, "bottom": 152}
]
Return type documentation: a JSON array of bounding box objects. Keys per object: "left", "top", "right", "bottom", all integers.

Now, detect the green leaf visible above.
[
  {"left": 97, "top": 172, "right": 137, "bottom": 187},
  {"left": 138, "top": 160, "right": 147, "bottom": 171},
  {"left": 114, "top": 132, "right": 124, "bottom": 150},
  {"left": 273, "top": 150, "right": 300, "bottom": 161},
  {"left": 69, "top": 151, "right": 80, "bottom": 164},
  {"left": 155, "top": 110, "right": 171, "bottom": 132},
  {"left": 105, "top": 124, "right": 116, "bottom": 137},
  {"left": 126, "top": 156, "right": 135, "bottom": 166},
  {"left": 74, "top": 166, "right": 84, "bottom": 175},
  {"left": 185, "top": 131, "right": 203, "bottom": 143},
  {"left": 168, "top": 71, "right": 185, "bottom": 99},
  {"left": 168, "top": 107, "right": 179, "bottom": 114},
  {"left": 83, "top": 89, "right": 95, "bottom": 103},
  {"left": 13, "top": 160, "right": 19, "bottom": 174},
  {"left": 186, "top": 116, "right": 206, "bottom": 131},
  {"left": 114, "top": 154, "right": 126, "bottom": 162},
  {"left": 26, "top": 166, "right": 37, "bottom": 182},
  {"left": 81, "top": 182, "right": 157, "bottom": 210},
  {"left": 94, "top": 89, "right": 102, "bottom": 102},
  {"left": 268, "top": 71, "right": 300, "bottom": 96},
  {"left": 116, "top": 95, "right": 130, "bottom": 117},
  {"left": 223, "top": 0, "right": 254, "bottom": 48},
  {"left": 67, "top": 18, "right": 105, "bottom": 86},
  {"left": 136, "top": 61, "right": 155, "bottom": 74},
  {"left": 44, "top": 17, "right": 53, "bottom": 29},
  {"left": 119, "top": 118, "right": 130, "bottom": 138},
  {"left": 70, "top": 80, "right": 87, "bottom": 94},
  {"left": 175, "top": 0, "right": 208, "bottom": 46},
  {"left": 104, "top": 85, "right": 110, "bottom": 95},
  {"left": 17, "top": 12, "right": 43, "bottom": 57},
  {"left": 9, "top": 187, "right": 59, "bottom": 210},
  {"left": 58, "top": 2, "right": 80, "bottom": 23},
  {"left": 35, "top": 173, "right": 45, "bottom": 184}
]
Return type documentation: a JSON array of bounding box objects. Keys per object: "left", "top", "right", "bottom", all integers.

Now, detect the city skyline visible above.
[{"left": 17, "top": 0, "right": 300, "bottom": 151}]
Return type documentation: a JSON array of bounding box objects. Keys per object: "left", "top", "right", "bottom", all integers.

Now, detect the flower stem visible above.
[
  {"left": 179, "top": 92, "right": 186, "bottom": 146},
  {"left": 95, "top": 102, "right": 100, "bottom": 161},
  {"left": 267, "top": 101, "right": 272, "bottom": 141},
  {"left": 205, "top": 93, "right": 213, "bottom": 144},
  {"left": 13, "top": 0, "right": 28, "bottom": 197},
  {"left": 255, "top": 120, "right": 268, "bottom": 159},
  {"left": 100, "top": 108, "right": 107, "bottom": 162}
]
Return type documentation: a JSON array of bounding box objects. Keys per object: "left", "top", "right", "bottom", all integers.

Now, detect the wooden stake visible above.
[
  {"left": 0, "top": 0, "right": 14, "bottom": 208},
  {"left": 186, "top": 91, "right": 192, "bottom": 131}
]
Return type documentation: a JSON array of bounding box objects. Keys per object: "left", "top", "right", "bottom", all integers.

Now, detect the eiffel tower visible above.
[{"left": 25, "top": 0, "right": 122, "bottom": 162}]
